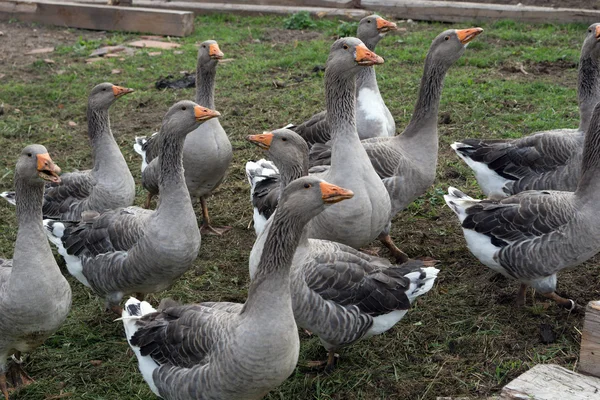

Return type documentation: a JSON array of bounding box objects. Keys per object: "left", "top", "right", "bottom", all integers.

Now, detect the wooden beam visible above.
[
  {"left": 72, "top": 0, "right": 371, "bottom": 20},
  {"left": 361, "top": 0, "right": 600, "bottom": 24},
  {"left": 143, "top": 0, "right": 359, "bottom": 9},
  {"left": 580, "top": 300, "right": 600, "bottom": 378},
  {"left": 501, "top": 364, "right": 600, "bottom": 400},
  {"left": 0, "top": 1, "right": 195, "bottom": 37}
]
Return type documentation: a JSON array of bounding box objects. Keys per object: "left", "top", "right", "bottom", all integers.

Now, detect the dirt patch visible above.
[
  {"left": 430, "top": 0, "right": 598, "bottom": 9},
  {"left": 500, "top": 59, "right": 578, "bottom": 75}
]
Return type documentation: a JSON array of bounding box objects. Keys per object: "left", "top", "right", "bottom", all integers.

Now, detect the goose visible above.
[
  {"left": 121, "top": 176, "right": 355, "bottom": 400},
  {"left": 134, "top": 40, "right": 233, "bottom": 235},
  {"left": 310, "top": 28, "right": 483, "bottom": 261},
  {"left": 444, "top": 101, "right": 600, "bottom": 310},
  {"left": 451, "top": 23, "right": 600, "bottom": 197},
  {"left": 290, "top": 15, "right": 397, "bottom": 146},
  {"left": 44, "top": 101, "right": 219, "bottom": 314},
  {"left": 246, "top": 129, "right": 439, "bottom": 369},
  {"left": 290, "top": 37, "right": 392, "bottom": 250},
  {"left": 0, "top": 145, "right": 71, "bottom": 400},
  {"left": 1, "top": 83, "right": 135, "bottom": 220}
]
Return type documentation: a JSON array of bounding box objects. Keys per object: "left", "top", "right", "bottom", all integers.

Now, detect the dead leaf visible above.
[
  {"left": 111, "top": 69, "right": 121, "bottom": 74},
  {"left": 56, "top": 70, "right": 65, "bottom": 75},
  {"left": 89, "top": 360, "right": 102, "bottom": 366},
  {"left": 43, "top": 59, "right": 55, "bottom": 64},
  {"left": 137, "top": 67, "right": 146, "bottom": 72},
  {"left": 148, "top": 51, "right": 162, "bottom": 57},
  {"left": 173, "top": 50, "right": 183, "bottom": 55},
  {"left": 68, "top": 121, "right": 77, "bottom": 127},
  {"left": 85, "top": 58, "right": 105, "bottom": 64},
  {"left": 25, "top": 47, "right": 54, "bottom": 55},
  {"left": 14, "top": 108, "right": 21, "bottom": 113},
  {"left": 128, "top": 40, "right": 180, "bottom": 50}
]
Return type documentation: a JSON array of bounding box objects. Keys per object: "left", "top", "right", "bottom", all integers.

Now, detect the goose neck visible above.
[
  {"left": 15, "top": 177, "right": 44, "bottom": 227},
  {"left": 578, "top": 55, "right": 600, "bottom": 133},
  {"left": 277, "top": 161, "right": 308, "bottom": 189},
  {"left": 87, "top": 107, "right": 118, "bottom": 171},
  {"left": 326, "top": 70, "right": 359, "bottom": 148},
  {"left": 195, "top": 64, "right": 216, "bottom": 109},
  {"left": 156, "top": 130, "right": 188, "bottom": 202},
  {"left": 576, "top": 109, "right": 600, "bottom": 200}
]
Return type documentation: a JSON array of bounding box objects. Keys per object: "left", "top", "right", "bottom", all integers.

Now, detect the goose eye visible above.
[
  {"left": 27, "top": 153, "right": 32, "bottom": 157},
  {"left": 367, "top": 20, "right": 371, "bottom": 23},
  {"left": 304, "top": 183, "right": 311, "bottom": 189},
  {"left": 281, "top": 137, "right": 287, "bottom": 141},
  {"left": 444, "top": 36, "right": 450, "bottom": 41},
  {"left": 590, "top": 29, "right": 593, "bottom": 33},
  {"left": 202, "top": 45, "right": 206, "bottom": 48},
  {"left": 342, "top": 44, "right": 349, "bottom": 50},
  {"left": 181, "top": 106, "right": 187, "bottom": 111}
]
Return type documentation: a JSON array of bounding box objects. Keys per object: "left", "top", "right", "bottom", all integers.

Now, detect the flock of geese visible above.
[{"left": 0, "top": 14, "right": 599, "bottom": 400}]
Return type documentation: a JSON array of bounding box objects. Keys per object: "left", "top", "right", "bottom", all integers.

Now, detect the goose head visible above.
[
  {"left": 278, "top": 176, "right": 354, "bottom": 223},
  {"left": 326, "top": 37, "right": 384, "bottom": 79},
  {"left": 357, "top": 15, "right": 397, "bottom": 49},
  {"left": 427, "top": 27, "right": 483, "bottom": 68},
  {"left": 582, "top": 23, "right": 600, "bottom": 59},
  {"left": 88, "top": 82, "right": 134, "bottom": 110},
  {"left": 246, "top": 128, "right": 309, "bottom": 170},
  {"left": 161, "top": 100, "right": 221, "bottom": 137},
  {"left": 16, "top": 144, "right": 61, "bottom": 184},
  {"left": 197, "top": 39, "right": 224, "bottom": 69}
]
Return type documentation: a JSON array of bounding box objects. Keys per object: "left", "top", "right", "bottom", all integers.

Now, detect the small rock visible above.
[
  {"left": 137, "top": 67, "right": 146, "bottom": 72},
  {"left": 173, "top": 50, "right": 183, "bottom": 55},
  {"left": 0, "top": 31, "right": 4, "bottom": 36},
  {"left": 89, "top": 360, "right": 102, "bottom": 366},
  {"left": 148, "top": 51, "right": 162, "bottom": 57},
  {"left": 111, "top": 69, "right": 121, "bottom": 74},
  {"left": 68, "top": 121, "right": 77, "bottom": 127}
]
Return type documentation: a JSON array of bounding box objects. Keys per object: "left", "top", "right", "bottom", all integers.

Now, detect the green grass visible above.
[{"left": 0, "top": 14, "right": 598, "bottom": 399}]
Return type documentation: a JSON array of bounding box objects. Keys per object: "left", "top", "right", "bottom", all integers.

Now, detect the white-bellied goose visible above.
[
  {"left": 1, "top": 83, "right": 135, "bottom": 220},
  {"left": 44, "top": 101, "right": 219, "bottom": 313},
  {"left": 0, "top": 145, "right": 71, "bottom": 400},
  {"left": 444, "top": 101, "right": 600, "bottom": 310},
  {"left": 246, "top": 129, "right": 438, "bottom": 369},
  {"left": 134, "top": 40, "right": 233, "bottom": 235},
  {"left": 452, "top": 24, "right": 600, "bottom": 197},
  {"left": 121, "top": 176, "right": 354, "bottom": 399},
  {"left": 299, "top": 37, "right": 391, "bottom": 250},
  {"left": 309, "top": 28, "right": 483, "bottom": 261},
  {"left": 291, "top": 15, "right": 397, "bottom": 146}
]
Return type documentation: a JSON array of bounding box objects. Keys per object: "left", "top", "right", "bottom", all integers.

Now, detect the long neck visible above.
[
  {"left": 401, "top": 57, "right": 447, "bottom": 139},
  {"left": 277, "top": 158, "right": 308, "bottom": 191},
  {"left": 576, "top": 112, "right": 600, "bottom": 200},
  {"left": 87, "top": 106, "right": 120, "bottom": 172},
  {"left": 157, "top": 130, "right": 189, "bottom": 205},
  {"left": 195, "top": 64, "right": 216, "bottom": 109},
  {"left": 578, "top": 54, "right": 600, "bottom": 133},
  {"left": 242, "top": 205, "right": 304, "bottom": 314}
]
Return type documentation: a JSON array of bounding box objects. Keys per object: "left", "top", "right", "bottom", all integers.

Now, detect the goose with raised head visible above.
[
  {"left": 452, "top": 24, "right": 600, "bottom": 197},
  {"left": 444, "top": 101, "right": 600, "bottom": 310},
  {"left": 134, "top": 40, "right": 232, "bottom": 235},
  {"left": 44, "top": 101, "right": 219, "bottom": 313},
  {"left": 0, "top": 145, "right": 71, "bottom": 400},
  {"left": 290, "top": 15, "right": 397, "bottom": 146},
  {"left": 309, "top": 28, "right": 483, "bottom": 262},
  {"left": 1, "top": 83, "right": 135, "bottom": 220},
  {"left": 121, "top": 176, "right": 354, "bottom": 400},
  {"left": 246, "top": 129, "right": 439, "bottom": 370},
  {"left": 298, "top": 37, "right": 391, "bottom": 249}
]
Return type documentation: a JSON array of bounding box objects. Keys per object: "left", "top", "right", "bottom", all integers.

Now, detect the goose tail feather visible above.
[{"left": 0, "top": 191, "right": 16, "bottom": 206}]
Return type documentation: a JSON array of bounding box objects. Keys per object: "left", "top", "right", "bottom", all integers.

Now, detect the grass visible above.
[{"left": 0, "top": 13, "right": 598, "bottom": 399}]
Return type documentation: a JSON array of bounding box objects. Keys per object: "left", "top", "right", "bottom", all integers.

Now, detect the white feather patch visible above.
[
  {"left": 0, "top": 191, "right": 16, "bottom": 206},
  {"left": 356, "top": 87, "right": 394, "bottom": 136},
  {"left": 43, "top": 220, "right": 91, "bottom": 288},
  {"left": 365, "top": 310, "right": 408, "bottom": 338}
]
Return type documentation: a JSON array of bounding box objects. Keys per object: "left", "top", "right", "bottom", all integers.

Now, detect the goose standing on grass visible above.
[
  {"left": 444, "top": 101, "right": 600, "bottom": 310},
  {"left": 45, "top": 101, "right": 219, "bottom": 314},
  {"left": 1, "top": 83, "right": 135, "bottom": 220},
  {"left": 247, "top": 129, "right": 438, "bottom": 370},
  {"left": 0, "top": 145, "right": 71, "bottom": 400},
  {"left": 311, "top": 27, "right": 483, "bottom": 262},
  {"left": 298, "top": 37, "right": 391, "bottom": 250},
  {"left": 291, "top": 15, "right": 397, "bottom": 146},
  {"left": 134, "top": 40, "right": 233, "bottom": 235},
  {"left": 121, "top": 176, "right": 355, "bottom": 400},
  {"left": 451, "top": 24, "right": 600, "bottom": 197}
]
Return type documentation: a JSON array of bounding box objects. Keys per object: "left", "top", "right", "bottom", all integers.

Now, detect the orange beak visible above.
[
  {"left": 36, "top": 153, "right": 61, "bottom": 183},
  {"left": 112, "top": 85, "right": 134, "bottom": 98},
  {"left": 319, "top": 181, "right": 354, "bottom": 204},
  {"left": 209, "top": 43, "right": 224, "bottom": 59},
  {"left": 355, "top": 43, "right": 384, "bottom": 66},
  {"left": 595, "top": 25, "right": 600, "bottom": 39},
  {"left": 456, "top": 27, "right": 484, "bottom": 45},
  {"left": 193, "top": 105, "right": 221, "bottom": 121},
  {"left": 246, "top": 132, "right": 274, "bottom": 150},
  {"left": 376, "top": 17, "right": 397, "bottom": 33}
]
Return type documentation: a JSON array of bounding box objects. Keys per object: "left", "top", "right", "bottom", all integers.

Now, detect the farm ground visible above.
[{"left": 0, "top": 13, "right": 598, "bottom": 400}]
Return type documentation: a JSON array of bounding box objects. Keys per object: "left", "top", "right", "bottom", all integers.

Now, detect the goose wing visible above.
[
  {"left": 292, "top": 111, "right": 331, "bottom": 147},
  {"left": 42, "top": 170, "right": 96, "bottom": 219}
]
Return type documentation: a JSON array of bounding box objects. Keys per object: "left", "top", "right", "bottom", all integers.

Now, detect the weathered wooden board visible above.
[
  {"left": 0, "top": 0, "right": 195, "bottom": 36},
  {"left": 144, "top": 0, "right": 358, "bottom": 9},
  {"left": 580, "top": 300, "right": 600, "bottom": 378},
  {"left": 501, "top": 364, "right": 600, "bottom": 400},
  {"left": 74, "top": 0, "right": 370, "bottom": 20},
  {"left": 362, "top": 0, "right": 600, "bottom": 24}
]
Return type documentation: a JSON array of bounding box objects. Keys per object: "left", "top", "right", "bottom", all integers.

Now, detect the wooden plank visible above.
[
  {"left": 501, "top": 364, "right": 600, "bottom": 400},
  {"left": 0, "top": 1, "right": 194, "bottom": 37},
  {"left": 73, "top": 0, "right": 371, "bottom": 20},
  {"left": 143, "top": 0, "right": 359, "bottom": 9},
  {"left": 580, "top": 300, "right": 600, "bottom": 378},
  {"left": 361, "top": 0, "right": 600, "bottom": 24}
]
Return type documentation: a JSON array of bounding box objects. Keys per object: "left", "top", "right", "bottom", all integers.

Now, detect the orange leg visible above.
[
  {"left": 516, "top": 284, "right": 528, "bottom": 307},
  {"left": 200, "top": 197, "right": 232, "bottom": 236},
  {"left": 378, "top": 233, "right": 409, "bottom": 263},
  {"left": 541, "top": 292, "right": 576, "bottom": 310}
]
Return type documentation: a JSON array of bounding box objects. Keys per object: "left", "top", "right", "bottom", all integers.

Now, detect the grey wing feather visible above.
[
  {"left": 142, "top": 133, "right": 161, "bottom": 164},
  {"left": 0, "top": 258, "right": 13, "bottom": 293},
  {"left": 251, "top": 175, "right": 280, "bottom": 222},
  {"left": 292, "top": 111, "right": 331, "bottom": 147},
  {"left": 141, "top": 159, "right": 160, "bottom": 196},
  {"left": 42, "top": 170, "right": 96, "bottom": 218},
  {"left": 362, "top": 139, "right": 403, "bottom": 179}
]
